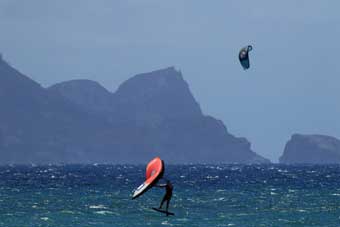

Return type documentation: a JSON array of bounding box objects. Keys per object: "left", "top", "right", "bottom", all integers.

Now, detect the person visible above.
[{"left": 156, "top": 179, "right": 173, "bottom": 214}]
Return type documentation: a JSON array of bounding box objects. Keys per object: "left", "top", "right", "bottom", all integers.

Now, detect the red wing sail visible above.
[{"left": 132, "top": 157, "right": 164, "bottom": 199}]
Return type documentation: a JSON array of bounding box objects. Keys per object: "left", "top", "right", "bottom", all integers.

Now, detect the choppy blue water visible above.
[{"left": 1, "top": 164, "right": 340, "bottom": 227}]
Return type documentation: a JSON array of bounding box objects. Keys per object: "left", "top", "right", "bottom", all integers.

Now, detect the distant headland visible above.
[
  {"left": 0, "top": 56, "right": 269, "bottom": 164},
  {"left": 280, "top": 134, "right": 340, "bottom": 164}
]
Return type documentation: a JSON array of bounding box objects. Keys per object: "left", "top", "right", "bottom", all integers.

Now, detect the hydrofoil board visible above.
[{"left": 152, "top": 207, "right": 174, "bottom": 216}]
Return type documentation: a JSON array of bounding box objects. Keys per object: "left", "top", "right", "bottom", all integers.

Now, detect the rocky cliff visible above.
[
  {"left": 49, "top": 67, "right": 269, "bottom": 164},
  {"left": 1, "top": 56, "right": 269, "bottom": 164},
  {"left": 280, "top": 134, "right": 340, "bottom": 164}
]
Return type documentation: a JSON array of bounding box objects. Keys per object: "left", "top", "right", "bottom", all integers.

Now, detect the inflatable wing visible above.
[
  {"left": 132, "top": 157, "right": 164, "bottom": 199},
  {"left": 239, "top": 45, "right": 253, "bottom": 70}
]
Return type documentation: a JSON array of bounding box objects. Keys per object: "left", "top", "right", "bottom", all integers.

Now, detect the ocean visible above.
[{"left": 1, "top": 164, "right": 340, "bottom": 227}]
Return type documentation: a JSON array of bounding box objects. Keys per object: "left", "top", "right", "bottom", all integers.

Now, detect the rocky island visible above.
[
  {"left": 280, "top": 134, "right": 340, "bottom": 164},
  {"left": 0, "top": 56, "right": 269, "bottom": 164}
]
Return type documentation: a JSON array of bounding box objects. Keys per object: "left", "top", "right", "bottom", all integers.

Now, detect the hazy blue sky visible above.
[{"left": 1, "top": 0, "right": 339, "bottom": 162}]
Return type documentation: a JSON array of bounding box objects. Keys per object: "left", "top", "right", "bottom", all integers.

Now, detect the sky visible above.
[{"left": 0, "top": 0, "right": 339, "bottom": 162}]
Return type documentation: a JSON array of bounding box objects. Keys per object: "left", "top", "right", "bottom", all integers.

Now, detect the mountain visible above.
[
  {"left": 0, "top": 56, "right": 269, "bottom": 164},
  {"left": 49, "top": 79, "right": 114, "bottom": 117},
  {"left": 279, "top": 134, "right": 340, "bottom": 164},
  {"left": 0, "top": 57, "right": 111, "bottom": 163},
  {"left": 48, "top": 67, "right": 270, "bottom": 164}
]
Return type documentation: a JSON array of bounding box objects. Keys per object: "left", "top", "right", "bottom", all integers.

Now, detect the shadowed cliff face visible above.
[
  {"left": 112, "top": 67, "right": 202, "bottom": 128},
  {"left": 115, "top": 67, "right": 202, "bottom": 116},
  {"left": 1, "top": 57, "right": 269, "bottom": 164},
  {"left": 280, "top": 134, "right": 340, "bottom": 164}
]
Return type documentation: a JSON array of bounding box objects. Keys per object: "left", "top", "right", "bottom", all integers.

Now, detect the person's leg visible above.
[
  {"left": 166, "top": 197, "right": 171, "bottom": 212},
  {"left": 166, "top": 200, "right": 169, "bottom": 212},
  {"left": 159, "top": 196, "right": 166, "bottom": 209}
]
